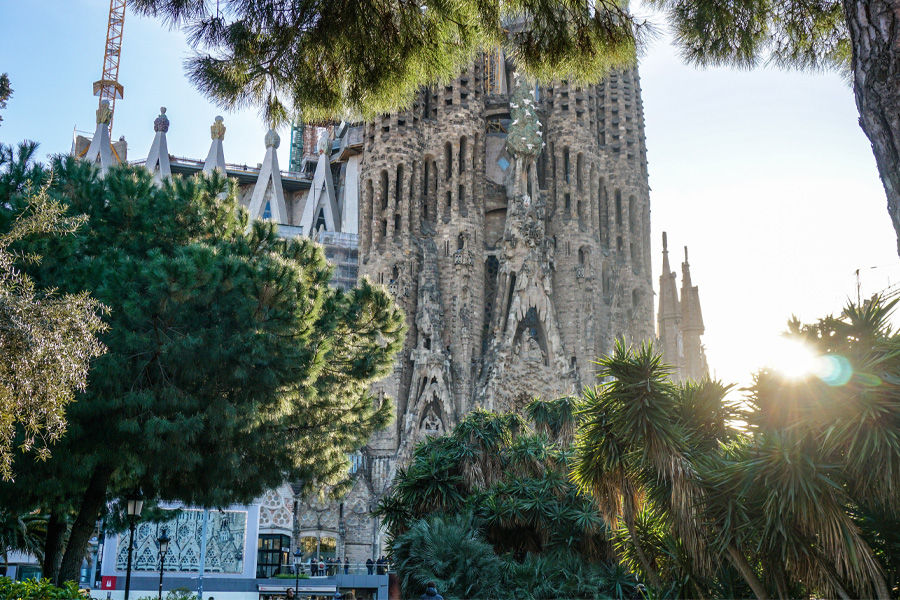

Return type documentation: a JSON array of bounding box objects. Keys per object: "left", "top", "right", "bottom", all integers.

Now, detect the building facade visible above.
[{"left": 74, "top": 53, "right": 707, "bottom": 579}]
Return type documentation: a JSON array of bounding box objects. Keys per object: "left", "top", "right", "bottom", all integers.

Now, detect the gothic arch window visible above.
[
  {"left": 457, "top": 233, "right": 465, "bottom": 251},
  {"left": 391, "top": 265, "right": 400, "bottom": 282},
  {"left": 396, "top": 164, "right": 404, "bottom": 207},
  {"left": 564, "top": 147, "right": 571, "bottom": 184},
  {"left": 632, "top": 288, "right": 641, "bottom": 308},
  {"left": 380, "top": 170, "right": 389, "bottom": 210},
  {"left": 598, "top": 178, "right": 607, "bottom": 245},
  {"left": 315, "top": 209, "right": 327, "bottom": 232},
  {"left": 576, "top": 153, "right": 584, "bottom": 191},
  {"left": 629, "top": 195, "right": 637, "bottom": 234},
  {"left": 459, "top": 136, "right": 467, "bottom": 175},
  {"left": 394, "top": 213, "right": 401, "bottom": 240},
  {"left": 615, "top": 189, "right": 622, "bottom": 227},
  {"left": 445, "top": 142, "right": 453, "bottom": 181},
  {"left": 578, "top": 247, "right": 587, "bottom": 266}
]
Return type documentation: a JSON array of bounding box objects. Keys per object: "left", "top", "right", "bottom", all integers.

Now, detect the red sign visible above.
[{"left": 101, "top": 576, "right": 117, "bottom": 590}]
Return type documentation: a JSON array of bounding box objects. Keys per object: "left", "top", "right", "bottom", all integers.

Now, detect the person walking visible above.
[
  {"left": 419, "top": 582, "right": 444, "bottom": 600},
  {"left": 365, "top": 558, "right": 374, "bottom": 575},
  {"left": 311, "top": 557, "right": 318, "bottom": 577},
  {"left": 343, "top": 557, "right": 349, "bottom": 575}
]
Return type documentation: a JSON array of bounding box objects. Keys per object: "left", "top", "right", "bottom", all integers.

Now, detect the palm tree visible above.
[
  {"left": 0, "top": 510, "right": 46, "bottom": 574},
  {"left": 572, "top": 341, "right": 771, "bottom": 598}
]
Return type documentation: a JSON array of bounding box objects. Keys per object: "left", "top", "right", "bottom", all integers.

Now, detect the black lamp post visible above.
[
  {"left": 293, "top": 549, "right": 303, "bottom": 595},
  {"left": 124, "top": 491, "right": 144, "bottom": 600},
  {"left": 157, "top": 528, "right": 170, "bottom": 600}
]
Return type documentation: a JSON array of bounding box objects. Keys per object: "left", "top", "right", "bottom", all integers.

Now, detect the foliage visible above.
[
  {"left": 573, "top": 298, "right": 900, "bottom": 599},
  {"left": 130, "top": 0, "right": 642, "bottom": 124},
  {"left": 0, "top": 146, "right": 405, "bottom": 584},
  {"left": 500, "top": 549, "right": 639, "bottom": 600},
  {"left": 0, "top": 74, "right": 10, "bottom": 126},
  {"left": 0, "top": 143, "right": 106, "bottom": 480},
  {"left": 378, "top": 408, "right": 611, "bottom": 560},
  {"left": 391, "top": 513, "right": 503, "bottom": 600},
  {"left": 273, "top": 573, "right": 310, "bottom": 579},
  {"left": 0, "top": 577, "right": 88, "bottom": 600},
  {"left": 0, "top": 510, "right": 47, "bottom": 567}
]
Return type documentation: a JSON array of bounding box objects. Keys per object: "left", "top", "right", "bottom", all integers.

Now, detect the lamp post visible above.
[
  {"left": 124, "top": 491, "right": 144, "bottom": 600},
  {"left": 293, "top": 549, "right": 303, "bottom": 595},
  {"left": 157, "top": 528, "right": 170, "bottom": 600}
]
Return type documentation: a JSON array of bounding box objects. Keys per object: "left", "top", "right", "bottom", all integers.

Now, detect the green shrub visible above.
[
  {"left": 0, "top": 577, "right": 89, "bottom": 599},
  {"left": 273, "top": 573, "right": 310, "bottom": 579}
]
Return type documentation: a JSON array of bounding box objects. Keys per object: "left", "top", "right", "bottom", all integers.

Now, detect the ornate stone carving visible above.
[
  {"left": 153, "top": 107, "right": 170, "bottom": 133},
  {"left": 210, "top": 116, "right": 226, "bottom": 141}
]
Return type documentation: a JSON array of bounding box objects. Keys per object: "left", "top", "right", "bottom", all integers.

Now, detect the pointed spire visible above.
[
  {"left": 82, "top": 100, "right": 116, "bottom": 174},
  {"left": 203, "top": 116, "right": 227, "bottom": 174},
  {"left": 298, "top": 132, "right": 341, "bottom": 236},
  {"left": 248, "top": 129, "right": 288, "bottom": 223},
  {"left": 681, "top": 245, "right": 693, "bottom": 290},
  {"left": 145, "top": 107, "right": 172, "bottom": 183}
]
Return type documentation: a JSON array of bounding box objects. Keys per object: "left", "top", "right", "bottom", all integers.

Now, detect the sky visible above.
[{"left": 2, "top": 1, "right": 898, "bottom": 388}]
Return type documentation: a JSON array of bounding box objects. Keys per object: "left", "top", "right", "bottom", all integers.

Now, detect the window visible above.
[{"left": 257, "top": 534, "right": 290, "bottom": 578}]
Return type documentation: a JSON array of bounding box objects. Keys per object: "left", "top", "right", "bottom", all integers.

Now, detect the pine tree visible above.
[
  {"left": 0, "top": 75, "right": 11, "bottom": 126},
  {"left": 130, "top": 0, "right": 638, "bottom": 125},
  {"left": 0, "top": 150, "right": 405, "bottom": 585}
]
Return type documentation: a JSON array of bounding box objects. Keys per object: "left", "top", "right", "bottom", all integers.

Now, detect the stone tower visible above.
[
  {"left": 343, "top": 56, "right": 656, "bottom": 557},
  {"left": 657, "top": 232, "right": 708, "bottom": 381}
]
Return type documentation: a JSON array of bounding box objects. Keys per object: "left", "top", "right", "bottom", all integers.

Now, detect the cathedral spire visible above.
[
  {"left": 657, "top": 232, "right": 682, "bottom": 376},
  {"left": 248, "top": 129, "right": 288, "bottom": 223},
  {"left": 145, "top": 107, "right": 171, "bottom": 183},
  {"left": 298, "top": 132, "right": 341, "bottom": 236},
  {"left": 83, "top": 100, "right": 117, "bottom": 174},
  {"left": 679, "top": 244, "right": 706, "bottom": 380},
  {"left": 203, "top": 116, "right": 227, "bottom": 174}
]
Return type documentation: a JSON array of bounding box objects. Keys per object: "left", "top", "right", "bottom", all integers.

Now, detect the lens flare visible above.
[{"left": 768, "top": 338, "right": 819, "bottom": 379}]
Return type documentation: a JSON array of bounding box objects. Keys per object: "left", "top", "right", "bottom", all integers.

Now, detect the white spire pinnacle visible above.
[
  {"left": 248, "top": 129, "right": 288, "bottom": 223},
  {"left": 203, "top": 116, "right": 227, "bottom": 174},
  {"left": 298, "top": 132, "right": 341, "bottom": 235},
  {"left": 145, "top": 107, "right": 171, "bottom": 183},
  {"left": 83, "top": 100, "right": 116, "bottom": 174}
]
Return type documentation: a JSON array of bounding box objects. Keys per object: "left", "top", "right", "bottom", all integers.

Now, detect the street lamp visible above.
[
  {"left": 293, "top": 549, "right": 303, "bottom": 595},
  {"left": 157, "top": 528, "right": 170, "bottom": 600},
  {"left": 124, "top": 491, "right": 144, "bottom": 600}
]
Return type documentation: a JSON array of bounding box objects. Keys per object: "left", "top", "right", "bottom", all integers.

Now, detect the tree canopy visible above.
[
  {"left": 0, "top": 74, "right": 11, "bottom": 126},
  {"left": 130, "top": 0, "right": 639, "bottom": 124},
  {"left": 133, "top": 0, "right": 900, "bottom": 258},
  {"left": 0, "top": 147, "right": 405, "bottom": 584},
  {"left": 0, "top": 142, "right": 105, "bottom": 481}
]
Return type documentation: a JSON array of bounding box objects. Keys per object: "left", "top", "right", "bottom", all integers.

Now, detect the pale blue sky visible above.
[{"left": 1, "top": 1, "right": 897, "bottom": 386}]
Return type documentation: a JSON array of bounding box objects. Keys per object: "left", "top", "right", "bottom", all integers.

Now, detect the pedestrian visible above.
[
  {"left": 318, "top": 557, "right": 325, "bottom": 576},
  {"left": 365, "top": 558, "right": 374, "bottom": 575},
  {"left": 286, "top": 589, "right": 296, "bottom": 600},
  {"left": 419, "top": 581, "right": 444, "bottom": 600},
  {"left": 311, "top": 556, "right": 318, "bottom": 577},
  {"left": 343, "top": 556, "right": 349, "bottom": 574}
]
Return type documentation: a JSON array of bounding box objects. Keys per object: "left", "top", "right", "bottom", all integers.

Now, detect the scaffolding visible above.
[
  {"left": 93, "top": 0, "right": 126, "bottom": 135},
  {"left": 483, "top": 50, "right": 501, "bottom": 94}
]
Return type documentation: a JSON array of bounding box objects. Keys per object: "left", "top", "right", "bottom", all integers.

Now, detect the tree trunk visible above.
[
  {"left": 842, "top": 0, "right": 900, "bottom": 256},
  {"left": 726, "top": 544, "right": 771, "bottom": 600},
  {"left": 42, "top": 510, "right": 67, "bottom": 584},
  {"left": 624, "top": 512, "right": 662, "bottom": 590},
  {"left": 57, "top": 465, "right": 113, "bottom": 585}
]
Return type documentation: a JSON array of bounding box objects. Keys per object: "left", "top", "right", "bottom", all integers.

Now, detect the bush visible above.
[
  {"left": 273, "top": 573, "right": 310, "bottom": 579},
  {"left": 0, "top": 577, "right": 89, "bottom": 599}
]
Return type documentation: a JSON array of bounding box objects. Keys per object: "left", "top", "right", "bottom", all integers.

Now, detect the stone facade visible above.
[
  {"left": 98, "top": 62, "right": 685, "bottom": 566},
  {"left": 336, "top": 56, "right": 656, "bottom": 561}
]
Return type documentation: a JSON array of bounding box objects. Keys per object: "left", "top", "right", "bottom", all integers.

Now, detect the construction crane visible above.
[{"left": 93, "top": 0, "right": 126, "bottom": 135}]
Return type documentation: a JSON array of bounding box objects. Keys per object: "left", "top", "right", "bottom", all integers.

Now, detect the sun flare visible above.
[{"left": 767, "top": 338, "right": 819, "bottom": 379}]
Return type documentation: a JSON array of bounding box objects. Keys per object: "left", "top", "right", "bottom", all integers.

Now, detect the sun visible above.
[{"left": 767, "top": 338, "right": 820, "bottom": 379}]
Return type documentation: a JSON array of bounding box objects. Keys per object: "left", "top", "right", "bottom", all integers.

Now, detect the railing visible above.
[
  {"left": 276, "top": 562, "right": 393, "bottom": 577},
  {"left": 316, "top": 231, "right": 359, "bottom": 248},
  {"left": 129, "top": 156, "right": 311, "bottom": 181}
]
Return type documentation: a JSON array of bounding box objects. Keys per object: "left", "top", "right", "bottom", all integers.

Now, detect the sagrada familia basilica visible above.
[{"left": 78, "top": 55, "right": 706, "bottom": 567}]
